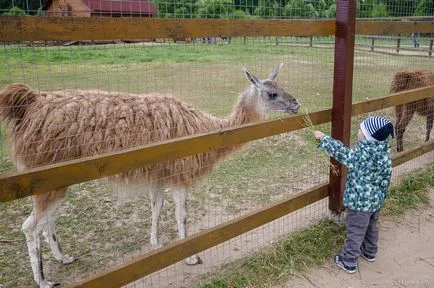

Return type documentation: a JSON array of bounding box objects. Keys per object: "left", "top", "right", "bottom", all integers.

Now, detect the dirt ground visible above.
[{"left": 279, "top": 189, "right": 434, "bottom": 288}]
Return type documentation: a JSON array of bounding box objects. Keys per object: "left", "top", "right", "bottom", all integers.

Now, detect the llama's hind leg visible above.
[
  {"left": 41, "top": 199, "right": 75, "bottom": 264},
  {"left": 149, "top": 186, "right": 165, "bottom": 250},
  {"left": 426, "top": 112, "right": 433, "bottom": 142},
  {"left": 396, "top": 106, "right": 415, "bottom": 152},
  {"left": 22, "top": 211, "right": 56, "bottom": 288},
  {"left": 172, "top": 187, "right": 202, "bottom": 265}
]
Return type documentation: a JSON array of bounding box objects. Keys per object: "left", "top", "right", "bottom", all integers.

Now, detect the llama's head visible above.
[{"left": 243, "top": 63, "right": 300, "bottom": 114}]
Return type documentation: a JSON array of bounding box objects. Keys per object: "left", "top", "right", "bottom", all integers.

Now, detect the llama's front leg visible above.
[
  {"left": 22, "top": 212, "right": 56, "bottom": 288},
  {"left": 173, "top": 187, "right": 202, "bottom": 265},
  {"left": 149, "top": 187, "right": 165, "bottom": 250}
]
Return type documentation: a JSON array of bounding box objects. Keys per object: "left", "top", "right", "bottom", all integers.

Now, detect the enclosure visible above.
[{"left": 0, "top": 1, "right": 433, "bottom": 288}]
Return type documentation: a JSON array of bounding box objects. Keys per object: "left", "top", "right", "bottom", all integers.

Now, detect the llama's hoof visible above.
[
  {"left": 150, "top": 243, "right": 163, "bottom": 250},
  {"left": 185, "top": 255, "right": 202, "bottom": 265},
  {"left": 38, "top": 280, "right": 59, "bottom": 288},
  {"left": 61, "top": 254, "right": 76, "bottom": 264}
]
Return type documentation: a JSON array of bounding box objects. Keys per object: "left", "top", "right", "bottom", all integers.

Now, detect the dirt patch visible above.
[{"left": 279, "top": 189, "right": 434, "bottom": 288}]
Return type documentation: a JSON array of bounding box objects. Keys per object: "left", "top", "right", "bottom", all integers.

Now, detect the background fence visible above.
[{"left": 0, "top": 1, "right": 433, "bottom": 288}]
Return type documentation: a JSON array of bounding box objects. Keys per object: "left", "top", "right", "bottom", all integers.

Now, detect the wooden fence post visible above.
[
  {"left": 371, "top": 37, "right": 374, "bottom": 51},
  {"left": 329, "top": 0, "right": 356, "bottom": 212},
  {"left": 429, "top": 38, "right": 433, "bottom": 57},
  {"left": 309, "top": 36, "right": 313, "bottom": 47},
  {"left": 396, "top": 34, "right": 401, "bottom": 53}
]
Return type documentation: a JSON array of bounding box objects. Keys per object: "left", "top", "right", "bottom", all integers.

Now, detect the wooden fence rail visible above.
[
  {"left": 0, "top": 17, "right": 433, "bottom": 41},
  {"left": 67, "top": 140, "right": 433, "bottom": 288},
  {"left": 1, "top": 85, "right": 433, "bottom": 203}
]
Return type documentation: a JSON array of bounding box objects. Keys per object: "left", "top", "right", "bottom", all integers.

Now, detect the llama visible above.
[
  {"left": 0, "top": 64, "right": 300, "bottom": 288},
  {"left": 390, "top": 70, "right": 433, "bottom": 152}
]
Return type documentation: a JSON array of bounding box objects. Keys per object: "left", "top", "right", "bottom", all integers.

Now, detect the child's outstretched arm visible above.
[{"left": 313, "top": 131, "right": 355, "bottom": 168}]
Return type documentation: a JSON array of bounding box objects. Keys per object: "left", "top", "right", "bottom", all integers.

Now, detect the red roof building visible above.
[{"left": 43, "top": 0, "right": 158, "bottom": 17}]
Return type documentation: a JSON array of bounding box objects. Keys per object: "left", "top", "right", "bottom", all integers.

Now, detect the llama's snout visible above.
[{"left": 289, "top": 101, "right": 301, "bottom": 113}]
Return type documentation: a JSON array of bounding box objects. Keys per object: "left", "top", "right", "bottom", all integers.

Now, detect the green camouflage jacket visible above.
[{"left": 318, "top": 136, "right": 392, "bottom": 212}]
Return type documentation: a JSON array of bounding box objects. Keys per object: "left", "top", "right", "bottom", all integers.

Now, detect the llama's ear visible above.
[
  {"left": 267, "top": 63, "right": 283, "bottom": 81},
  {"left": 243, "top": 67, "right": 262, "bottom": 89}
]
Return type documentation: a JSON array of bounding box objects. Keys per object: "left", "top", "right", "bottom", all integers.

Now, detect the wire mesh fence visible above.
[
  {"left": 0, "top": 1, "right": 433, "bottom": 287},
  {"left": 1, "top": 0, "right": 433, "bottom": 19},
  {"left": 0, "top": 38, "right": 334, "bottom": 287}
]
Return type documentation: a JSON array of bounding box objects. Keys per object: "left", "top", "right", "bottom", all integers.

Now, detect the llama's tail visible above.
[{"left": 0, "top": 83, "right": 38, "bottom": 123}]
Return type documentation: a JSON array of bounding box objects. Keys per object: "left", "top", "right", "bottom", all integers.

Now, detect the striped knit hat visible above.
[{"left": 360, "top": 116, "right": 394, "bottom": 141}]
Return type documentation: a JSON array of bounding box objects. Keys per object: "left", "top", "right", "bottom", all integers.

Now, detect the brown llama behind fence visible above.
[
  {"left": 0, "top": 64, "right": 300, "bottom": 288},
  {"left": 390, "top": 70, "right": 434, "bottom": 152}
]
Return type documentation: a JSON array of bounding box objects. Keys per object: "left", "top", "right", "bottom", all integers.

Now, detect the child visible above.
[{"left": 313, "top": 116, "right": 394, "bottom": 274}]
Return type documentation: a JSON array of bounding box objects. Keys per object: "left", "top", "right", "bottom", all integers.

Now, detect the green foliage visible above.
[
  {"left": 283, "top": 0, "right": 319, "bottom": 18},
  {"left": 3, "top": 6, "right": 27, "bottom": 16},
  {"left": 372, "top": 2, "right": 389, "bottom": 17},
  {"left": 413, "top": 0, "right": 434, "bottom": 16},
  {"left": 254, "top": 0, "right": 283, "bottom": 19},
  {"left": 196, "top": 0, "right": 234, "bottom": 18},
  {"left": 232, "top": 9, "right": 256, "bottom": 19},
  {"left": 0, "top": 0, "right": 47, "bottom": 14}
]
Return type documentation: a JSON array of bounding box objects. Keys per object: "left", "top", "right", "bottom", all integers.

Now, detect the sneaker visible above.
[
  {"left": 360, "top": 251, "right": 376, "bottom": 262},
  {"left": 334, "top": 254, "right": 357, "bottom": 274}
]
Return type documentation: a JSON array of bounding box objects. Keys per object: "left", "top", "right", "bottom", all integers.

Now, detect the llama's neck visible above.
[{"left": 228, "top": 86, "right": 263, "bottom": 126}]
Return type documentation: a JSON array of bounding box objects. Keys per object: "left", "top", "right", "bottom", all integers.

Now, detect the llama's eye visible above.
[{"left": 268, "top": 93, "right": 278, "bottom": 100}]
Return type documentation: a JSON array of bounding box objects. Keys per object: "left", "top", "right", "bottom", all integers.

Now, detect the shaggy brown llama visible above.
[
  {"left": 0, "top": 64, "right": 300, "bottom": 288},
  {"left": 390, "top": 70, "right": 433, "bottom": 152}
]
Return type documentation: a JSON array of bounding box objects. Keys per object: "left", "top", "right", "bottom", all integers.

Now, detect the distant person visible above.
[{"left": 412, "top": 32, "right": 420, "bottom": 48}]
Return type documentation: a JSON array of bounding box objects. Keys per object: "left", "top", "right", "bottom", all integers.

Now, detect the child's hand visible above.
[{"left": 313, "top": 131, "right": 325, "bottom": 140}]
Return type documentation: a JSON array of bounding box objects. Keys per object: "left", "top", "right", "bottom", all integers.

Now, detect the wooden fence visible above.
[
  {"left": 273, "top": 35, "right": 434, "bottom": 57},
  {"left": 367, "top": 35, "right": 434, "bottom": 56},
  {"left": 0, "top": 85, "right": 433, "bottom": 203},
  {"left": 0, "top": 9, "right": 433, "bottom": 288}
]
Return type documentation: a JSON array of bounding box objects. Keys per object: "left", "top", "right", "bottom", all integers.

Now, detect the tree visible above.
[
  {"left": 233, "top": 9, "right": 256, "bottom": 18},
  {"left": 357, "top": 0, "right": 375, "bottom": 18},
  {"left": 413, "top": 0, "right": 434, "bottom": 16},
  {"left": 385, "top": 0, "right": 417, "bottom": 17},
  {"left": 234, "top": 0, "right": 259, "bottom": 15},
  {"left": 283, "top": 0, "right": 318, "bottom": 18},
  {"left": 152, "top": 0, "right": 197, "bottom": 18},
  {"left": 372, "top": 2, "right": 388, "bottom": 17},
  {"left": 3, "top": 6, "right": 26, "bottom": 15},
  {"left": 254, "top": 0, "right": 284, "bottom": 19},
  {"left": 316, "top": 0, "right": 336, "bottom": 18},
  {"left": 0, "top": 0, "right": 47, "bottom": 15},
  {"left": 195, "top": 0, "right": 234, "bottom": 18}
]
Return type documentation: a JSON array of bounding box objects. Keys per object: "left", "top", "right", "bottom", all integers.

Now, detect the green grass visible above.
[
  {"left": 382, "top": 164, "right": 434, "bottom": 217},
  {"left": 0, "top": 43, "right": 328, "bottom": 66},
  {"left": 195, "top": 164, "right": 434, "bottom": 288}
]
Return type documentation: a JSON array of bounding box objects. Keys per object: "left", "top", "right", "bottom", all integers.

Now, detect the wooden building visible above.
[{"left": 43, "top": 0, "right": 158, "bottom": 18}]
